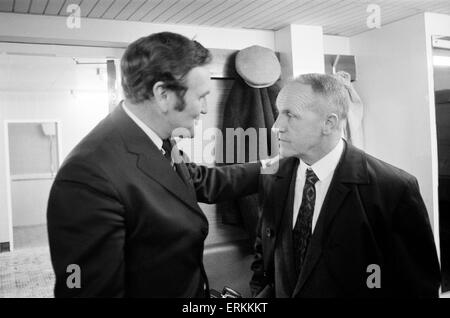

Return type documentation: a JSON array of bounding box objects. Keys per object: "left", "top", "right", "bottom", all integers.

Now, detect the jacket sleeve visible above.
[
  {"left": 47, "top": 160, "right": 126, "bottom": 297},
  {"left": 249, "top": 217, "right": 270, "bottom": 297},
  {"left": 249, "top": 177, "right": 272, "bottom": 297},
  {"left": 186, "top": 162, "right": 261, "bottom": 204},
  {"left": 392, "top": 177, "right": 441, "bottom": 297}
]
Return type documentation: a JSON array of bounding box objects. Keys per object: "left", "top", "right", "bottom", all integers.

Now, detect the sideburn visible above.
[{"left": 174, "top": 93, "right": 187, "bottom": 111}]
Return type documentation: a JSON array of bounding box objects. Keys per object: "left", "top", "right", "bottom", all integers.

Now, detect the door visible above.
[
  {"left": 433, "top": 45, "right": 450, "bottom": 293},
  {"left": 7, "top": 121, "right": 59, "bottom": 249}
]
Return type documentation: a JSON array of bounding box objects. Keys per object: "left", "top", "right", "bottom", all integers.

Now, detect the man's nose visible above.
[{"left": 272, "top": 116, "right": 285, "bottom": 133}]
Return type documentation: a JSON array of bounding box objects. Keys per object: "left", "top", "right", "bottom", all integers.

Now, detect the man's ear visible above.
[
  {"left": 323, "top": 113, "right": 339, "bottom": 135},
  {"left": 152, "top": 81, "right": 170, "bottom": 113}
]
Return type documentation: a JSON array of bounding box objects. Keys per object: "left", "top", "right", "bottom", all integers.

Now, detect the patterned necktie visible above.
[{"left": 292, "top": 168, "right": 319, "bottom": 276}]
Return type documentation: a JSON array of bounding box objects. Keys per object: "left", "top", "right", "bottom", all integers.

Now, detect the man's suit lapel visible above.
[
  {"left": 270, "top": 157, "right": 299, "bottom": 239},
  {"left": 292, "top": 141, "right": 370, "bottom": 297},
  {"left": 274, "top": 158, "right": 302, "bottom": 296},
  {"left": 292, "top": 182, "right": 351, "bottom": 296},
  {"left": 110, "top": 104, "right": 203, "bottom": 216},
  {"left": 266, "top": 157, "right": 299, "bottom": 296},
  {"left": 171, "top": 141, "right": 198, "bottom": 199},
  {"left": 135, "top": 154, "right": 202, "bottom": 215}
]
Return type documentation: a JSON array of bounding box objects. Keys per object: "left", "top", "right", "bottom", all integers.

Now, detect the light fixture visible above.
[{"left": 433, "top": 56, "right": 450, "bottom": 67}]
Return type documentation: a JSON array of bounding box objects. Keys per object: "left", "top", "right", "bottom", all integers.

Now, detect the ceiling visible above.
[{"left": 0, "top": 0, "right": 449, "bottom": 37}]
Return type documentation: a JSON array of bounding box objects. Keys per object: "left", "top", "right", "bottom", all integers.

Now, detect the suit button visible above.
[{"left": 266, "top": 228, "right": 273, "bottom": 238}]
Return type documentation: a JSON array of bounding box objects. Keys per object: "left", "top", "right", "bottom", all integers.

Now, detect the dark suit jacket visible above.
[
  {"left": 251, "top": 142, "right": 440, "bottom": 298},
  {"left": 47, "top": 104, "right": 260, "bottom": 298}
]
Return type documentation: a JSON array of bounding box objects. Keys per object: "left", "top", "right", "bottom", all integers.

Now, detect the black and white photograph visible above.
[{"left": 0, "top": 0, "right": 449, "bottom": 302}]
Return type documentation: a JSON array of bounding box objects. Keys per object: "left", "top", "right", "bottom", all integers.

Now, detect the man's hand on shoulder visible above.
[{"left": 260, "top": 155, "right": 281, "bottom": 175}]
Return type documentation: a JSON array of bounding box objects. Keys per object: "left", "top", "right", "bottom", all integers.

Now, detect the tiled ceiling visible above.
[{"left": 0, "top": 0, "right": 449, "bottom": 36}]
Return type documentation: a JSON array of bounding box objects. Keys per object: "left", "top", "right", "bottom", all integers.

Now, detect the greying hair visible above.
[{"left": 293, "top": 73, "right": 351, "bottom": 122}]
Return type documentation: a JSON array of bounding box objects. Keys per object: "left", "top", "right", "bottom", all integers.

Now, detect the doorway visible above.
[
  {"left": 0, "top": 47, "right": 114, "bottom": 297},
  {"left": 0, "top": 53, "right": 110, "bottom": 252},
  {"left": 5, "top": 121, "right": 60, "bottom": 250},
  {"left": 433, "top": 40, "right": 450, "bottom": 293}
]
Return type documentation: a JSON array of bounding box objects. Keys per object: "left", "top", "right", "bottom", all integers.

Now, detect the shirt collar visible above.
[
  {"left": 122, "top": 101, "right": 164, "bottom": 152},
  {"left": 299, "top": 139, "right": 344, "bottom": 181}
]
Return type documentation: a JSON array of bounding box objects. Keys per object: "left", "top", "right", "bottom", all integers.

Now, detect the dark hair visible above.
[{"left": 121, "top": 32, "right": 212, "bottom": 104}]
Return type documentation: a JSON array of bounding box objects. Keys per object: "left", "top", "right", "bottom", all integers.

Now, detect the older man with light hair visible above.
[{"left": 251, "top": 73, "right": 440, "bottom": 298}]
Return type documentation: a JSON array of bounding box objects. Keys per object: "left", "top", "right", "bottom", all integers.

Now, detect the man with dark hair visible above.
[
  {"left": 47, "top": 32, "right": 261, "bottom": 297},
  {"left": 251, "top": 73, "right": 441, "bottom": 298}
]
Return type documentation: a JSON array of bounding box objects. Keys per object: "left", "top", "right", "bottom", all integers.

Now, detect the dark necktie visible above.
[
  {"left": 162, "top": 139, "right": 186, "bottom": 184},
  {"left": 292, "top": 168, "right": 319, "bottom": 276},
  {"left": 162, "top": 139, "right": 174, "bottom": 167}
]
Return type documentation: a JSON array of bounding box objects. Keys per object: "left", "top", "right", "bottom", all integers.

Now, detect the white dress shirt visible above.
[
  {"left": 292, "top": 139, "right": 344, "bottom": 232},
  {"left": 122, "top": 102, "right": 166, "bottom": 155}
]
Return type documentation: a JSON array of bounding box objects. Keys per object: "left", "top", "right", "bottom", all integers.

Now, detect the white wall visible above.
[
  {"left": 11, "top": 179, "right": 53, "bottom": 227},
  {"left": 275, "top": 26, "right": 348, "bottom": 83},
  {"left": 275, "top": 24, "right": 325, "bottom": 84},
  {"left": 323, "top": 35, "right": 351, "bottom": 55},
  {"left": 434, "top": 66, "right": 450, "bottom": 91},
  {"left": 0, "top": 42, "right": 125, "bottom": 59},
  {"left": 350, "top": 14, "right": 437, "bottom": 230},
  {"left": 0, "top": 55, "right": 109, "bottom": 244},
  {"left": 0, "top": 12, "right": 275, "bottom": 51},
  {"left": 290, "top": 25, "right": 325, "bottom": 76},
  {"left": 433, "top": 47, "right": 450, "bottom": 92},
  {"left": 0, "top": 13, "right": 352, "bottom": 56},
  {"left": 275, "top": 26, "right": 294, "bottom": 84}
]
